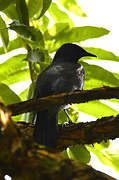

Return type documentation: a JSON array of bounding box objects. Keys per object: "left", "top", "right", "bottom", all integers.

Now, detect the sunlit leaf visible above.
[
  {"left": 56, "top": 0, "right": 87, "bottom": 17},
  {"left": 16, "top": 0, "right": 29, "bottom": 25},
  {"left": 19, "top": 88, "right": 30, "bottom": 101},
  {"left": 44, "top": 23, "right": 70, "bottom": 52},
  {"left": 114, "top": 73, "right": 119, "bottom": 80},
  {"left": 62, "top": 150, "right": 69, "bottom": 159},
  {"left": 87, "top": 146, "right": 111, "bottom": 167},
  {"left": 12, "top": 114, "right": 22, "bottom": 122},
  {"left": 44, "top": 23, "right": 70, "bottom": 40},
  {"left": 53, "top": 26, "right": 110, "bottom": 44},
  {"left": 0, "top": 54, "right": 27, "bottom": 82},
  {"left": 0, "top": 15, "right": 9, "bottom": 52},
  {"left": 104, "top": 150, "right": 119, "bottom": 172},
  {"left": 93, "top": 141, "right": 110, "bottom": 150},
  {"left": 7, "top": 37, "right": 23, "bottom": 52},
  {"left": 105, "top": 98, "right": 119, "bottom": 105},
  {"left": 87, "top": 145, "right": 119, "bottom": 172},
  {"left": 49, "top": 2, "right": 74, "bottom": 26},
  {"left": 82, "top": 62, "right": 119, "bottom": 88},
  {"left": 38, "top": 15, "right": 49, "bottom": 32},
  {"left": 3, "top": 69, "right": 30, "bottom": 85},
  {"left": 0, "top": 0, "right": 15, "bottom": 10},
  {"left": 66, "top": 106, "right": 79, "bottom": 122},
  {"left": 68, "top": 145, "right": 91, "bottom": 163},
  {"left": 0, "top": 83, "right": 21, "bottom": 105},
  {"left": 45, "top": 26, "right": 110, "bottom": 52},
  {"left": 84, "top": 47, "right": 119, "bottom": 62},
  {"left": 28, "top": 0, "right": 43, "bottom": 18},
  {"left": 58, "top": 110, "right": 68, "bottom": 124},
  {"left": 76, "top": 100, "right": 118, "bottom": 119}
]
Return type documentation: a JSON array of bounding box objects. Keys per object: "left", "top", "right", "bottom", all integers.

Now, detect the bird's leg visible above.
[{"left": 64, "top": 109, "right": 73, "bottom": 124}]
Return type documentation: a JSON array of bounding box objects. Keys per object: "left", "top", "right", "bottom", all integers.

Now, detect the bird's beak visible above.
[{"left": 86, "top": 52, "right": 97, "bottom": 58}]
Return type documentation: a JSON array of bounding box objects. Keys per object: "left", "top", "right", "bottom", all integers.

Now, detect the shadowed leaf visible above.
[
  {"left": 16, "top": 0, "right": 29, "bottom": 25},
  {"left": 28, "top": 0, "right": 43, "bottom": 18},
  {"left": 9, "top": 22, "right": 44, "bottom": 47},
  {"left": 0, "top": 15, "right": 9, "bottom": 52},
  {"left": 0, "top": 0, "right": 15, "bottom": 10}
]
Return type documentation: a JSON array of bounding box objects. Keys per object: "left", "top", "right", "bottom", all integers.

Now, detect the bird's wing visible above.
[{"left": 33, "top": 62, "right": 85, "bottom": 99}]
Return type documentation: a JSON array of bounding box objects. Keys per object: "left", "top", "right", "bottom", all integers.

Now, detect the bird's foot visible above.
[{"left": 62, "top": 119, "right": 74, "bottom": 128}]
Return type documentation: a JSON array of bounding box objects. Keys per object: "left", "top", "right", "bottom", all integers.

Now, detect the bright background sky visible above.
[
  {"left": 75, "top": 0, "right": 119, "bottom": 179},
  {"left": 1, "top": 0, "right": 119, "bottom": 179}
]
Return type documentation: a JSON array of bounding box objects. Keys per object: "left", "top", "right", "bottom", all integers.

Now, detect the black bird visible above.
[{"left": 33, "top": 43, "right": 96, "bottom": 148}]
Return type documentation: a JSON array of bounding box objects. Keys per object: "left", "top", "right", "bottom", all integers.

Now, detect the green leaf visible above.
[
  {"left": 84, "top": 47, "right": 119, "bottom": 62},
  {"left": 9, "top": 22, "right": 44, "bottom": 47},
  {"left": 58, "top": 110, "right": 67, "bottom": 124},
  {"left": 44, "top": 23, "right": 70, "bottom": 52},
  {"left": 56, "top": 0, "right": 87, "bottom": 17},
  {"left": 114, "top": 73, "right": 119, "bottom": 80},
  {"left": 62, "top": 150, "right": 69, "bottom": 159},
  {"left": 87, "top": 145, "right": 119, "bottom": 172},
  {"left": 107, "top": 98, "right": 119, "bottom": 104},
  {"left": 0, "top": 83, "right": 21, "bottom": 105},
  {"left": 53, "top": 26, "right": 110, "bottom": 44},
  {"left": 68, "top": 145, "right": 91, "bottom": 163},
  {"left": 93, "top": 141, "right": 110, "bottom": 150},
  {"left": 76, "top": 100, "right": 118, "bottom": 118},
  {"left": 0, "top": 0, "right": 15, "bottom": 10},
  {"left": 104, "top": 150, "right": 119, "bottom": 172},
  {"left": 0, "top": 54, "right": 27, "bottom": 82},
  {"left": 3, "top": 69, "right": 30, "bottom": 85},
  {"left": 59, "top": 106, "right": 79, "bottom": 124},
  {"left": 16, "top": 0, "right": 29, "bottom": 25},
  {"left": 87, "top": 146, "right": 110, "bottom": 167},
  {"left": 19, "top": 88, "right": 28, "bottom": 101},
  {"left": 82, "top": 62, "right": 119, "bottom": 88},
  {"left": 0, "top": 15, "right": 9, "bottom": 52},
  {"left": 0, "top": 46, "right": 5, "bottom": 55},
  {"left": 12, "top": 114, "right": 22, "bottom": 122},
  {"left": 45, "top": 26, "right": 110, "bottom": 52},
  {"left": 38, "top": 15, "right": 49, "bottom": 32},
  {"left": 44, "top": 23, "right": 70, "bottom": 40},
  {"left": 0, "top": 37, "right": 23, "bottom": 55},
  {"left": 28, "top": 0, "right": 43, "bottom": 18},
  {"left": 3, "top": 4, "right": 18, "bottom": 20},
  {"left": 49, "top": 3, "right": 74, "bottom": 26},
  {"left": 66, "top": 106, "right": 79, "bottom": 122},
  {"left": 7, "top": 37, "right": 23, "bottom": 52},
  {"left": 36, "top": 0, "right": 52, "bottom": 19}
]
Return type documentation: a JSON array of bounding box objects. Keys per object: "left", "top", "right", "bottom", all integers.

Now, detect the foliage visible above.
[{"left": 0, "top": 0, "right": 119, "bottom": 175}]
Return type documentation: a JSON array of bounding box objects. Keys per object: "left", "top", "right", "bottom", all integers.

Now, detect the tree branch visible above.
[
  {"left": 0, "top": 106, "right": 116, "bottom": 180},
  {"left": 17, "top": 114, "right": 119, "bottom": 151},
  {"left": 7, "top": 86, "right": 119, "bottom": 116}
]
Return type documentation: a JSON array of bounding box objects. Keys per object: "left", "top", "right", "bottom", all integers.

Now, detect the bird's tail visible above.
[{"left": 33, "top": 110, "right": 58, "bottom": 148}]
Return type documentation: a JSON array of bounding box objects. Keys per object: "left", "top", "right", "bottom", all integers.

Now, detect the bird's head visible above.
[{"left": 53, "top": 43, "right": 97, "bottom": 62}]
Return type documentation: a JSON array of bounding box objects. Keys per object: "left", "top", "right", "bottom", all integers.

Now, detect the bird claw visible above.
[{"left": 62, "top": 120, "right": 74, "bottom": 128}]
